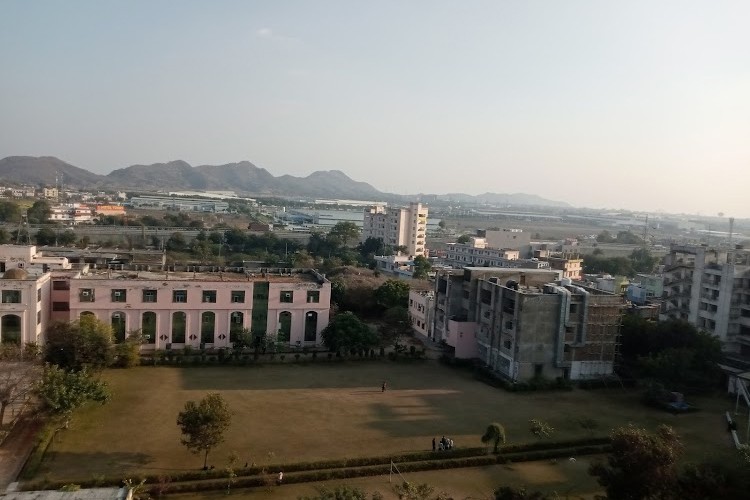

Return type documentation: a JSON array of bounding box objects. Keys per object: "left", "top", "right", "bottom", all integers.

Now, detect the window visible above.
[
  {"left": 112, "top": 312, "right": 126, "bottom": 342},
  {"left": 534, "top": 364, "right": 544, "bottom": 377},
  {"left": 37, "top": 310, "right": 41, "bottom": 324},
  {"left": 142, "top": 289, "right": 157, "bottom": 303},
  {"left": 173, "top": 290, "right": 187, "bottom": 303},
  {"left": 569, "top": 303, "right": 578, "bottom": 314},
  {"left": 230, "top": 312, "right": 244, "bottom": 341},
  {"left": 280, "top": 291, "right": 294, "bottom": 303},
  {"left": 111, "top": 289, "right": 127, "bottom": 302},
  {"left": 52, "top": 301, "right": 70, "bottom": 311},
  {"left": 201, "top": 312, "right": 215, "bottom": 344},
  {"left": 171, "top": 312, "right": 186, "bottom": 344},
  {"left": 304, "top": 311, "right": 318, "bottom": 342},
  {"left": 52, "top": 280, "right": 70, "bottom": 290},
  {"left": 202, "top": 290, "right": 217, "bottom": 303},
  {"left": 278, "top": 311, "right": 292, "bottom": 342},
  {"left": 78, "top": 288, "right": 94, "bottom": 302},
  {"left": 306, "top": 291, "right": 320, "bottom": 303},
  {"left": 142, "top": 312, "right": 156, "bottom": 344},
  {"left": 2, "top": 290, "right": 21, "bottom": 303},
  {"left": 231, "top": 291, "right": 245, "bottom": 303},
  {"left": 37, "top": 289, "right": 42, "bottom": 302}
]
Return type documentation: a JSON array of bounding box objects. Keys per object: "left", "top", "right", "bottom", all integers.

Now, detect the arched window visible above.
[
  {"left": 278, "top": 311, "right": 291, "bottom": 342},
  {"left": 111, "top": 312, "right": 126, "bottom": 342},
  {"left": 229, "top": 312, "right": 244, "bottom": 342},
  {"left": 201, "top": 312, "right": 215, "bottom": 344},
  {"left": 142, "top": 312, "right": 157, "bottom": 344},
  {"left": 1, "top": 314, "right": 22, "bottom": 344},
  {"left": 304, "top": 311, "right": 318, "bottom": 342},
  {"left": 172, "top": 312, "right": 186, "bottom": 344}
]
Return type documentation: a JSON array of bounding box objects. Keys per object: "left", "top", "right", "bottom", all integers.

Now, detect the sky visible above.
[{"left": 1, "top": 1, "right": 749, "bottom": 216}]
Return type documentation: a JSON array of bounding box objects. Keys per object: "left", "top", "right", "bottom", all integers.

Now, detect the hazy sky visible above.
[{"left": 1, "top": 1, "right": 749, "bottom": 216}]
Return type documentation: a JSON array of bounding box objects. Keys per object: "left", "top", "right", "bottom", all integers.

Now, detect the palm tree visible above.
[{"left": 481, "top": 422, "right": 506, "bottom": 453}]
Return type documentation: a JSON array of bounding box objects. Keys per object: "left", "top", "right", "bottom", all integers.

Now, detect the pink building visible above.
[{"left": 51, "top": 268, "right": 331, "bottom": 350}]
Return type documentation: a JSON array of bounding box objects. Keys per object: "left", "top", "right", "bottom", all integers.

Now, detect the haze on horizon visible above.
[{"left": 1, "top": 1, "right": 748, "bottom": 217}]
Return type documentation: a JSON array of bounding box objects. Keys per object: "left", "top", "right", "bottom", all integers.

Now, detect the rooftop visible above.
[{"left": 73, "top": 268, "right": 326, "bottom": 284}]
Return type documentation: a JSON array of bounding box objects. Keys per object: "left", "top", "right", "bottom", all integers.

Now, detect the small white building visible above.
[{"left": 409, "top": 290, "right": 434, "bottom": 340}]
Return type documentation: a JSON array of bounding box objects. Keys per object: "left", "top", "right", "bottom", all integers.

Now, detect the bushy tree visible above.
[
  {"left": 36, "top": 365, "right": 109, "bottom": 424},
  {"left": 112, "top": 332, "right": 142, "bottom": 368},
  {"left": 321, "top": 312, "right": 378, "bottom": 354},
  {"left": 44, "top": 316, "right": 114, "bottom": 371},
  {"left": 481, "top": 422, "right": 506, "bottom": 453},
  {"left": 375, "top": 280, "right": 410, "bottom": 309},
  {"left": 589, "top": 424, "right": 682, "bottom": 500},
  {"left": 328, "top": 221, "right": 360, "bottom": 246},
  {"left": 177, "top": 393, "right": 232, "bottom": 469},
  {"left": 412, "top": 255, "right": 431, "bottom": 279}
]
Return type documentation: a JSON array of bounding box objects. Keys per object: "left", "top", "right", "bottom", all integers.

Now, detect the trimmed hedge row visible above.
[{"left": 22, "top": 437, "right": 611, "bottom": 491}]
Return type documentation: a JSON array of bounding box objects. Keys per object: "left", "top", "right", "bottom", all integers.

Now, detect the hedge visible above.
[{"left": 22, "top": 436, "right": 611, "bottom": 492}]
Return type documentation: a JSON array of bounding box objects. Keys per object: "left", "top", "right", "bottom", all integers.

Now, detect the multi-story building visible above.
[
  {"left": 433, "top": 268, "right": 561, "bottom": 360},
  {"left": 51, "top": 267, "right": 331, "bottom": 349},
  {"left": 408, "top": 290, "right": 434, "bottom": 340},
  {"left": 0, "top": 246, "right": 56, "bottom": 345},
  {"left": 544, "top": 256, "right": 583, "bottom": 280},
  {"left": 0, "top": 244, "right": 332, "bottom": 350},
  {"left": 445, "top": 240, "right": 546, "bottom": 270},
  {"left": 661, "top": 244, "right": 750, "bottom": 356},
  {"left": 48, "top": 203, "right": 94, "bottom": 224},
  {"left": 362, "top": 202, "right": 428, "bottom": 257},
  {"left": 483, "top": 229, "right": 531, "bottom": 252},
  {"left": 433, "top": 267, "right": 624, "bottom": 381}
]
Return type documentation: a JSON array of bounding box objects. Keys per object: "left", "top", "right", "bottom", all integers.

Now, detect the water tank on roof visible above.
[
  {"left": 561, "top": 277, "right": 572, "bottom": 286},
  {"left": 506, "top": 280, "right": 519, "bottom": 290}
]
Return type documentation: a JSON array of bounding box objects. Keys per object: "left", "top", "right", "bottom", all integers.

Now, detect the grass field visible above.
[{"left": 35, "top": 362, "right": 738, "bottom": 495}]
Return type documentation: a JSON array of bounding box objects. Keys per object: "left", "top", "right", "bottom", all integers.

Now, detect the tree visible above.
[
  {"left": 177, "top": 393, "right": 232, "bottom": 469},
  {"left": 328, "top": 222, "right": 360, "bottom": 246},
  {"left": 36, "top": 364, "right": 110, "bottom": 425},
  {"left": 375, "top": 280, "right": 410, "bottom": 310},
  {"left": 0, "top": 345, "right": 40, "bottom": 424},
  {"left": 456, "top": 234, "right": 470, "bottom": 244},
  {"left": 166, "top": 232, "right": 187, "bottom": 252},
  {"left": 34, "top": 227, "right": 57, "bottom": 245},
  {"left": 112, "top": 332, "right": 143, "bottom": 368},
  {"left": 381, "top": 306, "right": 411, "bottom": 346},
  {"left": 630, "top": 247, "right": 658, "bottom": 273},
  {"left": 44, "top": 316, "right": 114, "bottom": 371},
  {"left": 438, "top": 220, "right": 446, "bottom": 229},
  {"left": 321, "top": 312, "right": 378, "bottom": 354},
  {"left": 26, "top": 200, "right": 51, "bottom": 224},
  {"left": 529, "top": 419, "right": 554, "bottom": 439},
  {"left": 58, "top": 230, "right": 77, "bottom": 246},
  {"left": 481, "top": 422, "right": 506, "bottom": 453},
  {"left": 0, "top": 201, "right": 21, "bottom": 223},
  {"left": 412, "top": 255, "right": 431, "bottom": 279},
  {"left": 589, "top": 424, "right": 682, "bottom": 500}
]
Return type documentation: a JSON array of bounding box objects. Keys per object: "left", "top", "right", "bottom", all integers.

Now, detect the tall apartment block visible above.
[
  {"left": 362, "top": 203, "right": 428, "bottom": 257},
  {"left": 661, "top": 244, "right": 750, "bottom": 357},
  {"left": 433, "top": 268, "right": 624, "bottom": 381}
]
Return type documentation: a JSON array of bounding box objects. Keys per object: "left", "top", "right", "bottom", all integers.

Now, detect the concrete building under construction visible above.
[{"left": 433, "top": 267, "right": 625, "bottom": 382}]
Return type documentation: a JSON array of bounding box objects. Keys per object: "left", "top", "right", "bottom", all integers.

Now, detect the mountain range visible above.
[{"left": 0, "top": 156, "right": 571, "bottom": 208}]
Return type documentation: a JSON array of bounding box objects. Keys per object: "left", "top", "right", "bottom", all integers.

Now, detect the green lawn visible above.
[{"left": 35, "top": 362, "right": 738, "bottom": 493}]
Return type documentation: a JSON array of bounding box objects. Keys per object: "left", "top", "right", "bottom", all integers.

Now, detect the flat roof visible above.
[{"left": 73, "top": 269, "right": 324, "bottom": 283}]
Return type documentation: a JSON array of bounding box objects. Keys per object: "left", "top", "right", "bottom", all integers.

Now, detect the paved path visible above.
[{"left": 0, "top": 417, "right": 42, "bottom": 491}]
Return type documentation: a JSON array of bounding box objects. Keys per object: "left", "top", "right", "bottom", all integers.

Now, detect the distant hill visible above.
[
  {"left": 0, "top": 156, "right": 104, "bottom": 187},
  {"left": 0, "top": 155, "right": 570, "bottom": 208}
]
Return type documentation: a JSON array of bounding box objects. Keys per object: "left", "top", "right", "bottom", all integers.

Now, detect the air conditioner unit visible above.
[
  {"left": 82, "top": 291, "right": 90, "bottom": 296},
  {"left": 114, "top": 291, "right": 122, "bottom": 297}
]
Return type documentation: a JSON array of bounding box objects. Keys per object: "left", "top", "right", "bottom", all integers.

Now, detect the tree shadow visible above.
[{"left": 37, "top": 451, "right": 154, "bottom": 482}]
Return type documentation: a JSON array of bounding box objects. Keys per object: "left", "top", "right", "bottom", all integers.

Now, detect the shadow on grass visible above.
[
  {"left": 39, "top": 450, "right": 153, "bottom": 481},
  {"left": 177, "top": 363, "right": 463, "bottom": 391}
]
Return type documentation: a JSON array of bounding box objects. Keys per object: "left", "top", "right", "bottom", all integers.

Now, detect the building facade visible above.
[
  {"left": 661, "top": 244, "right": 750, "bottom": 356},
  {"left": 0, "top": 244, "right": 332, "bottom": 350},
  {"left": 362, "top": 202, "right": 428, "bottom": 257},
  {"left": 433, "top": 267, "right": 624, "bottom": 381},
  {"left": 408, "top": 290, "right": 434, "bottom": 340}
]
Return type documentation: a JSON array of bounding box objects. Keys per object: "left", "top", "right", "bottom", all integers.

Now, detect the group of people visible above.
[{"left": 432, "top": 435, "right": 454, "bottom": 451}]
